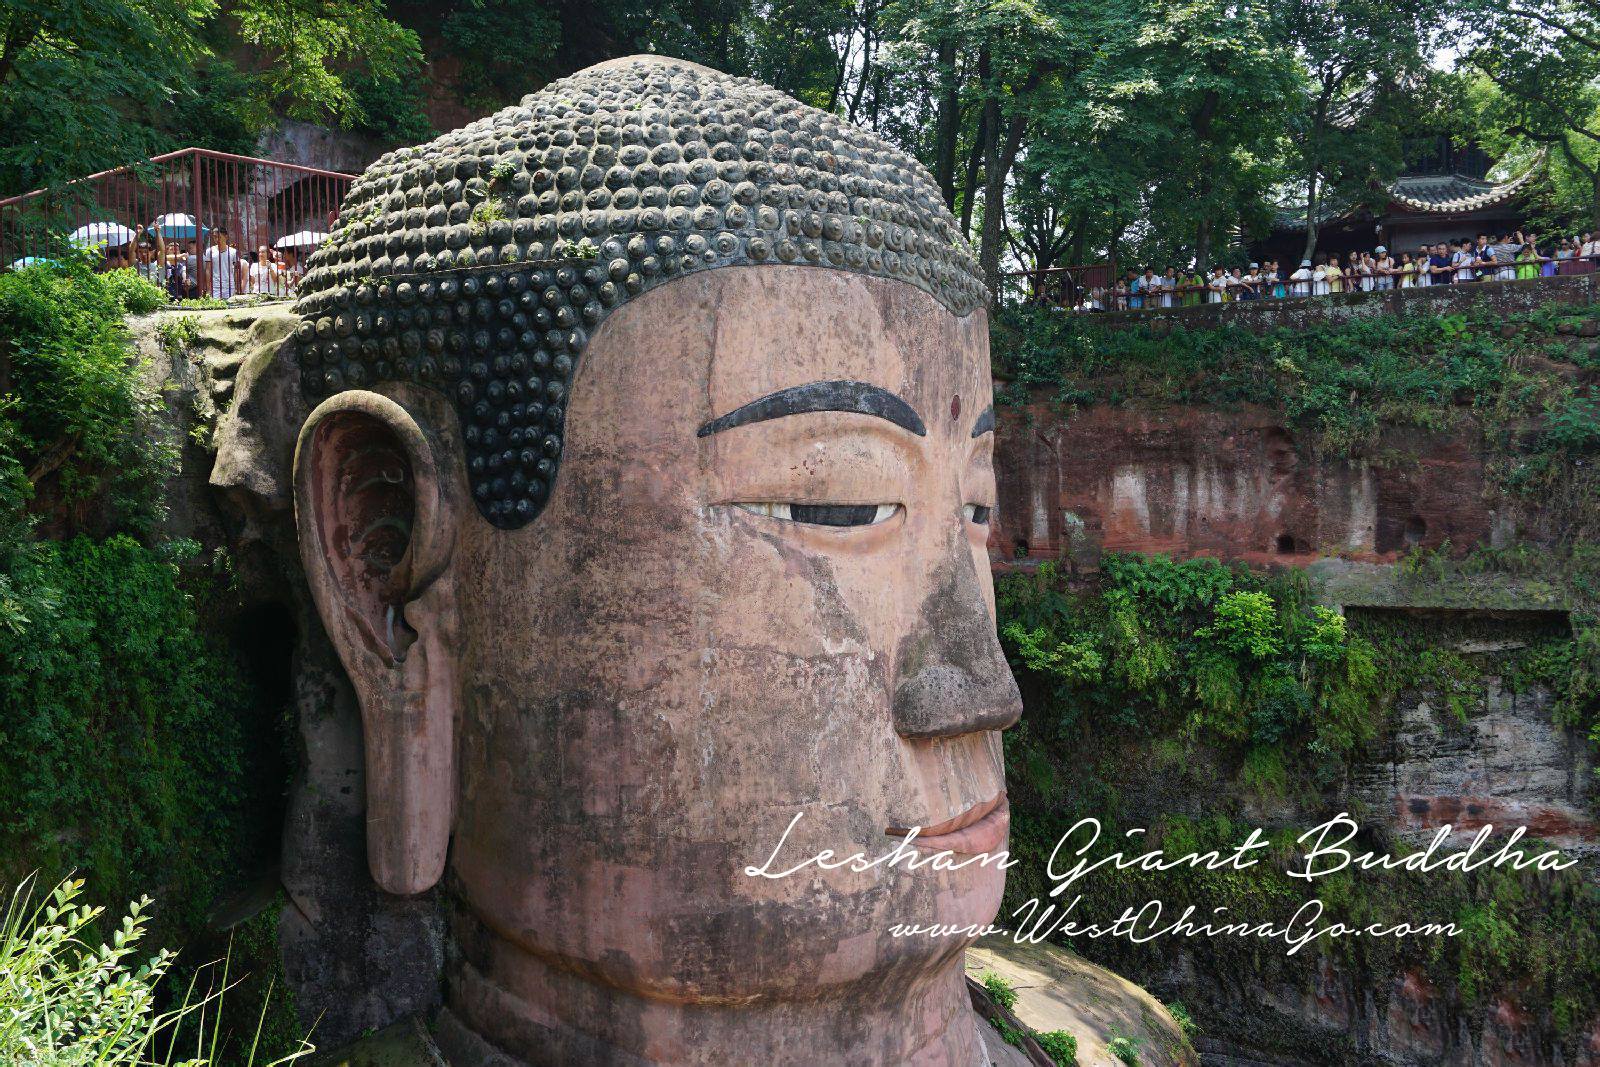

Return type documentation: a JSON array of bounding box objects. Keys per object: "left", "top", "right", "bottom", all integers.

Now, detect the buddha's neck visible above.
[{"left": 436, "top": 927, "right": 988, "bottom": 1066}]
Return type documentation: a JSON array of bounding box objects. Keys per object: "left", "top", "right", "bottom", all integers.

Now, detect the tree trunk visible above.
[
  {"left": 932, "top": 37, "right": 960, "bottom": 209},
  {"left": 979, "top": 108, "right": 1029, "bottom": 297},
  {"left": 1301, "top": 173, "right": 1322, "bottom": 264},
  {"left": 1187, "top": 89, "right": 1220, "bottom": 271},
  {"left": 958, "top": 47, "right": 991, "bottom": 238},
  {"left": 976, "top": 86, "right": 1002, "bottom": 294}
]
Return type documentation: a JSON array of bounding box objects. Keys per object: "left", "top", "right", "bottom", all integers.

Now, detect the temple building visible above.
[{"left": 1257, "top": 141, "right": 1542, "bottom": 262}]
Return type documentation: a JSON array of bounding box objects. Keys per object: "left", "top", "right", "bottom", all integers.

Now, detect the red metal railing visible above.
[
  {"left": 1005, "top": 264, "right": 1117, "bottom": 308},
  {"left": 0, "top": 148, "right": 356, "bottom": 301}
]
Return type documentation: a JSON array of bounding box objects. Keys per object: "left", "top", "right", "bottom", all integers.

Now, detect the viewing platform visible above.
[{"left": 1041, "top": 272, "right": 1600, "bottom": 333}]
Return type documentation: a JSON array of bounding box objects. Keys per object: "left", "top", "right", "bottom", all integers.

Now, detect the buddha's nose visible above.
[{"left": 891, "top": 549, "right": 1023, "bottom": 740}]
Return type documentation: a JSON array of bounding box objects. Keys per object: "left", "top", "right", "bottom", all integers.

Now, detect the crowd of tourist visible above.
[
  {"left": 101, "top": 224, "right": 305, "bottom": 300},
  {"left": 1083, "top": 230, "right": 1600, "bottom": 311}
]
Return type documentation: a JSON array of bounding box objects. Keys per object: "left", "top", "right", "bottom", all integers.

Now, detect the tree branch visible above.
[{"left": 1501, "top": 4, "right": 1600, "bottom": 54}]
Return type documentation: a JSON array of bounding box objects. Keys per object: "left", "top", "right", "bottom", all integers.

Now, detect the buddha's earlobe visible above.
[{"left": 294, "top": 391, "right": 461, "bottom": 896}]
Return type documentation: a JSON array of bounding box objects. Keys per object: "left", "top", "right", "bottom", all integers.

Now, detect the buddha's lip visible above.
[{"left": 884, "top": 792, "right": 1008, "bottom": 855}]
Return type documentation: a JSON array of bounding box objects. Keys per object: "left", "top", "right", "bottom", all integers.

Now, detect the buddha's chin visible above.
[{"left": 459, "top": 868, "right": 1005, "bottom": 1007}]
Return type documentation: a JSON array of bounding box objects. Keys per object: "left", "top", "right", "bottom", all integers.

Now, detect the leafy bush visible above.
[
  {"left": 979, "top": 969, "right": 1019, "bottom": 1010},
  {"left": 0, "top": 537, "right": 253, "bottom": 927},
  {"left": 1035, "top": 1030, "right": 1079, "bottom": 1065},
  {"left": 0, "top": 256, "right": 175, "bottom": 530},
  {"left": 1106, "top": 1032, "right": 1142, "bottom": 1065},
  {"left": 1165, "top": 1001, "right": 1200, "bottom": 1041},
  {"left": 991, "top": 299, "right": 1599, "bottom": 460},
  {"left": 0, "top": 263, "right": 300, "bottom": 1055},
  {"left": 998, "top": 557, "right": 1383, "bottom": 761},
  {"left": 1544, "top": 394, "right": 1600, "bottom": 453},
  {"left": 0, "top": 874, "right": 311, "bottom": 1065}
]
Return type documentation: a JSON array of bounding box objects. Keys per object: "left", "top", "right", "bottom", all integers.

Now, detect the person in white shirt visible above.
[
  {"left": 1141, "top": 269, "right": 1160, "bottom": 310},
  {"left": 201, "top": 227, "right": 243, "bottom": 300},
  {"left": 1238, "top": 263, "right": 1260, "bottom": 301},
  {"left": 1289, "top": 259, "right": 1313, "bottom": 297},
  {"left": 1159, "top": 267, "right": 1177, "bottom": 308},
  {"left": 246, "top": 245, "right": 283, "bottom": 296},
  {"left": 1206, "top": 266, "right": 1227, "bottom": 303},
  {"left": 1311, "top": 259, "right": 1329, "bottom": 296},
  {"left": 1354, "top": 253, "right": 1373, "bottom": 291},
  {"left": 1452, "top": 240, "right": 1477, "bottom": 282},
  {"left": 1414, "top": 248, "right": 1431, "bottom": 287},
  {"left": 131, "top": 225, "right": 166, "bottom": 286}
]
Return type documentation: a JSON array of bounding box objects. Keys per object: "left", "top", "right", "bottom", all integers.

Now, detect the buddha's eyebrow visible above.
[
  {"left": 696, "top": 380, "right": 926, "bottom": 438},
  {"left": 971, "top": 405, "right": 995, "bottom": 438}
]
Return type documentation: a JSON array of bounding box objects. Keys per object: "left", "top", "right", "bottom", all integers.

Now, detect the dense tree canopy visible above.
[
  {"left": 1452, "top": 0, "right": 1600, "bottom": 229},
  {"left": 4, "top": 0, "right": 1598, "bottom": 285}
]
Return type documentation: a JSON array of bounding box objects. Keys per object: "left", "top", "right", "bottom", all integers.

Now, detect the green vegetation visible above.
[
  {"left": 3, "top": 0, "right": 1592, "bottom": 288},
  {"left": 553, "top": 237, "right": 600, "bottom": 261},
  {"left": 0, "top": 257, "right": 172, "bottom": 533},
  {"left": 978, "top": 969, "right": 1019, "bottom": 1010},
  {"left": 1000, "top": 555, "right": 1384, "bottom": 786},
  {"left": 0, "top": 874, "right": 310, "bottom": 1064},
  {"left": 1164, "top": 1002, "right": 1200, "bottom": 1042},
  {"left": 0, "top": 0, "right": 423, "bottom": 197},
  {"left": 1106, "top": 1032, "right": 1142, "bottom": 1066},
  {"left": 998, "top": 554, "right": 1600, "bottom": 1054},
  {"left": 995, "top": 299, "right": 1600, "bottom": 464},
  {"left": 1034, "top": 1030, "right": 1079, "bottom": 1066},
  {"left": 0, "top": 261, "right": 301, "bottom": 1058}
]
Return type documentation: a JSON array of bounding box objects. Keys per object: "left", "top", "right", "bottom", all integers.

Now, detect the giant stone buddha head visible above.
[{"left": 287, "top": 55, "right": 1022, "bottom": 1065}]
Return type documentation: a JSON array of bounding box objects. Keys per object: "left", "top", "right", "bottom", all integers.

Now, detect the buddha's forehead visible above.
[
  {"left": 697, "top": 267, "right": 988, "bottom": 418},
  {"left": 290, "top": 55, "right": 986, "bottom": 528}
]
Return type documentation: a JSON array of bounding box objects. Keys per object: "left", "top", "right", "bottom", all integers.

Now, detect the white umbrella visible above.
[
  {"left": 275, "top": 230, "right": 329, "bottom": 250},
  {"left": 150, "top": 213, "right": 205, "bottom": 239},
  {"left": 69, "top": 222, "right": 136, "bottom": 247}
]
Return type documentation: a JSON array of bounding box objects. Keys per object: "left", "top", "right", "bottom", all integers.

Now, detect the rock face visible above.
[
  {"left": 966, "top": 936, "right": 1198, "bottom": 1067},
  {"left": 992, "top": 402, "right": 1492, "bottom": 568},
  {"left": 1352, "top": 676, "right": 1599, "bottom": 863},
  {"left": 138, "top": 305, "right": 445, "bottom": 1050}
]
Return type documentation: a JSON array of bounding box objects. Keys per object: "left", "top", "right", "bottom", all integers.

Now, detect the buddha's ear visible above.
[{"left": 294, "top": 390, "right": 462, "bottom": 896}]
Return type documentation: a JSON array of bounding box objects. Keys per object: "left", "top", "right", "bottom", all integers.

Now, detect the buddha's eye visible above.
[
  {"left": 734, "top": 502, "right": 900, "bottom": 527},
  {"left": 965, "top": 504, "right": 992, "bottom": 525}
]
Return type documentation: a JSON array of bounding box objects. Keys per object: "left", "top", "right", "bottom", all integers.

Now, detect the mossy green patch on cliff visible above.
[
  {"left": 991, "top": 299, "right": 1600, "bottom": 472},
  {"left": 0, "top": 261, "right": 302, "bottom": 1057},
  {"left": 997, "top": 556, "right": 1600, "bottom": 1059}
]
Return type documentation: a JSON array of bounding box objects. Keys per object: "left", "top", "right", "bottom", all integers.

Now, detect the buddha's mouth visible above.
[{"left": 885, "top": 793, "right": 1009, "bottom": 857}]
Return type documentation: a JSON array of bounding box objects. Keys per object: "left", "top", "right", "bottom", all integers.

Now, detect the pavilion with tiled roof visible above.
[{"left": 1258, "top": 154, "right": 1543, "bottom": 262}]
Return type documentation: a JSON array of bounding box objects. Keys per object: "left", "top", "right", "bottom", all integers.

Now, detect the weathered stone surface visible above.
[
  {"left": 965, "top": 936, "right": 1198, "bottom": 1067},
  {"left": 1183, "top": 957, "right": 1600, "bottom": 1066},
  {"left": 138, "top": 306, "right": 447, "bottom": 1051},
  {"left": 990, "top": 402, "right": 1492, "bottom": 567},
  {"left": 1352, "top": 678, "right": 1599, "bottom": 861}
]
